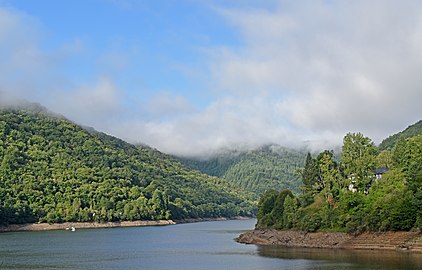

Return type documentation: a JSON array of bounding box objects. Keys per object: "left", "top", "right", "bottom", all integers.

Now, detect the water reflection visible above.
[{"left": 258, "top": 245, "right": 422, "bottom": 270}]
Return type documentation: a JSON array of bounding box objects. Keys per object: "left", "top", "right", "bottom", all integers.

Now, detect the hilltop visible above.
[
  {"left": 177, "top": 145, "right": 306, "bottom": 198},
  {"left": 379, "top": 120, "right": 422, "bottom": 150},
  {"left": 0, "top": 104, "right": 255, "bottom": 225}
]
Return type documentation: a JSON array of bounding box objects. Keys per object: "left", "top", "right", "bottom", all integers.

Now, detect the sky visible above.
[{"left": 0, "top": 0, "right": 421, "bottom": 156}]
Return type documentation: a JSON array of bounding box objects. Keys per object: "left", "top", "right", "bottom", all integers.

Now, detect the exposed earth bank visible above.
[
  {"left": 0, "top": 220, "right": 176, "bottom": 232},
  {"left": 0, "top": 216, "right": 251, "bottom": 233},
  {"left": 236, "top": 229, "right": 422, "bottom": 252}
]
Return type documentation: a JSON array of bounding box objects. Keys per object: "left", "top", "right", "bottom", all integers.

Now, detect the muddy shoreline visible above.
[
  {"left": 0, "top": 216, "right": 252, "bottom": 233},
  {"left": 236, "top": 229, "right": 422, "bottom": 253},
  {"left": 0, "top": 220, "right": 176, "bottom": 232}
]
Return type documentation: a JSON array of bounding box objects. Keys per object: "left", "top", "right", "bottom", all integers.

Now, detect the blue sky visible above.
[{"left": 1, "top": 0, "right": 422, "bottom": 156}]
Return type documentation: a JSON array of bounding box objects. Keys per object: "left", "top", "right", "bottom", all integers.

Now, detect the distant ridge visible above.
[
  {"left": 379, "top": 120, "right": 422, "bottom": 150},
  {"left": 176, "top": 144, "right": 306, "bottom": 197}
]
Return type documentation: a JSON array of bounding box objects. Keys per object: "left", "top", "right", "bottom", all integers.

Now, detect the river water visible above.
[{"left": 0, "top": 219, "right": 421, "bottom": 270}]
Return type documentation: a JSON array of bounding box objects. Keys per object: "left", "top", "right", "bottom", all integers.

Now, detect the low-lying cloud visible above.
[{"left": 1, "top": 1, "right": 422, "bottom": 157}]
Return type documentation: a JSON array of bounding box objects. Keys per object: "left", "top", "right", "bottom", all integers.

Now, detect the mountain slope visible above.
[
  {"left": 379, "top": 120, "right": 422, "bottom": 150},
  {"left": 0, "top": 105, "right": 255, "bottom": 225},
  {"left": 177, "top": 149, "right": 242, "bottom": 177},
  {"left": 177, "top": 145, "right": 306, "bottom": 197}
]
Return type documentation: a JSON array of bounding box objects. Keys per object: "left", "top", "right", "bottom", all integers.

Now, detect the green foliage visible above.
[
  {"left": 178, "top": 145, "right": 306, "bottom": 198},
  {"left": 379, "top": 120, "right": 422, "bottom": 151},
  {"left": 0, "top": 106, "right": 255, "bottom": 225},
  {"left": 341, "top": 133, "right": 376, "bottom": 193},
  {"left": 393, "top": 134, "right": 422, "bottom": 228},
  {"left": 302, "top": 152, "right": 318, "bottom": 188},
  {"left": 256, "top": 189, "right": 293, "bottom": 229},
  {"left": 256, "top": 129, "right": 422, "bottom": 233},
  {"left": 176, "top": 151, "right": 242, "bottom": 177}
]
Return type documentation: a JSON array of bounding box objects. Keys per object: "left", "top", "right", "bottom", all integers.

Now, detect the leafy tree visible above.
[
  {"left": 393, "top": 134, "right": 422, "bottom": 227},
  {"left": 375, "top": 150, "right": 394, "bottom": 169},
  {"left": 178, "top": 145, "right": 306, "bottom": 197},
  {"left": 256, "top": 190, "right": 279, "bottom": 228},
  {"left": 341, "top": 133, "right": 376, "bottom": 193},
  {"left": 255, "top": 128, "right": 422, "bottom": 233},
  {"left": 379, "top": 120, "right": 422, "bottom": 150},
  {"left": 0, "top": 105, "right": 256, "bottom": 225},
  {"left": 317, "top": 150, "right": 342, "bottom": 205}
]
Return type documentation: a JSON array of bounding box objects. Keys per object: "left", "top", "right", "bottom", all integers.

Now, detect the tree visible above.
[
  {"left": 256, "top": 190, "right": 279, "bottom": 228},
  {"left": 393, "top": 135, "right": 422, "bottom": 227},
  {"left": 341, "top": 133, "right": 376, "bottom": 193},
  {"left": 317, "top": 150, "right": 342, "bottom": 205},
  {"left": 375, "top": 150, "right": 394, "bottom": 169},
  {"left": 302, "top": 153, "right": 319, "bottom": 189}
]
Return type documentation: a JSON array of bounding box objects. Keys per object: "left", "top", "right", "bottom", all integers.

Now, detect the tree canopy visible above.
[
  {"left": 178, "top": 145, "right": 306, "bottom": 198},
  {"left": 256, "top": 131, "right": 422, "bottom": 233},
  {"left": 0, "top": 106, "right": 255, "bottom": 225}
]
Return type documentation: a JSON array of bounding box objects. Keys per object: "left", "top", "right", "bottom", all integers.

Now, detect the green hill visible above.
[
  {"left": 0, "top": 104, "right": 255, "bottom": 225},
  {"left": 256, "top": 131, "right": 422, "bottom": 233},
  {"left": 176, "top": 149, "right": 242, "bottom": 177},
  {"left": 177, "top": 145, "right": 306, "bottom": 198},
  {"left": 379, "top": 120, "right": 422, "bottom": 150}
]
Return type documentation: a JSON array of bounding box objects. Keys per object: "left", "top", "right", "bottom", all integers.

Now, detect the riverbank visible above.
[
  {"left": 176, "top": 216, "right": 251, "bottom": 224},
  {"left": 0, "top": 216, "right": 252, "bottom": 233},
  {"left": 236, "top": 229, "right": 422, "bottom": 253},
  {"left": 0, "top": 220, "right": 176, "bottom": 232}
]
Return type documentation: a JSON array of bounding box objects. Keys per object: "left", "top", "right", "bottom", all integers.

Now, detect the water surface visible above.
[{"left": 0, "top": 219, "right": 421, "bottom": 269}]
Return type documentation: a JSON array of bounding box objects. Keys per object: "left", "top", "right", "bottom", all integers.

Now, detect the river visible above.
[{"left": 0, "top": 219, "right": 421, "bottom": 269}]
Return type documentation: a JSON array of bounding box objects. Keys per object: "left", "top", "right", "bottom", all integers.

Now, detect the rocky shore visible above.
[
  {"left": 236, "top": 229, "right": 422, "bottom": 253},
  {"left": 0, "top": 220, "right": 175, "bottom": 232}
]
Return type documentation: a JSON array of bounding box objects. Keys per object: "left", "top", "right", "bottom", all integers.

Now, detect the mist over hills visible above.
[
  {"left": 1, "top": 100, "right": 421, "bottom": 226},
  {"left": 176, "top": 145, "right": 306, "bottom": 197},
  {"left": 0, "top": 104, "right": 255, "bottom": 225}
]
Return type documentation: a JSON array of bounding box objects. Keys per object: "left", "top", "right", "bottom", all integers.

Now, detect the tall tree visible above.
[
  {"left": 302, "top": 152, "right": 318, "bottom": 189},
  {"left": 300, "top": 152, "right": 319, "bottom": 206},
  {"left": 317, "top": 150, "right": 341, "bottom": 205},
  {"left": 341, "top": 133, "right": 376, "bottom": 193},
  {"left": 394, "top": 135, "right": 422, "bottom": 227}
]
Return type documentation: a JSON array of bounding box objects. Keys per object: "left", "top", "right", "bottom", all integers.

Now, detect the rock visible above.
[{"left": 236, "top": 229, "right": 422, "bottom": 253}]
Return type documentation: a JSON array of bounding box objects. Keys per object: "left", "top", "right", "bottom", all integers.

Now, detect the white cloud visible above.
[
  {"left": 114, "top": 0, "right": 422, "bottom": 155},
  {"left": 144, "top": 92, "right": 195, "bottom": 118},
  {"left": 204, "top": 0, "right": 422, "bottom": 144},
  {"left": 101, "top": 1, "right": 422, "bottom": 156},
  {"left": 49, "top": 77, "right": 121, "bottom": 123},
  {"left": 2, "top": 2, "right": 422, "bottom": 157},
  {"left": 0, "top": 7, "right": 124, "bottom": 131}
]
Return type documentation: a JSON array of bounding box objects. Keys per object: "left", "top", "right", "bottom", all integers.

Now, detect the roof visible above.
[{"left": 375, "top": 167, "right": 390, "bottom": 175}]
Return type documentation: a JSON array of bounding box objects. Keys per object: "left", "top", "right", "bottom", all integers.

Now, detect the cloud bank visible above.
[{"left": 1, "top": 1, "right": 422, "bottom": 156}]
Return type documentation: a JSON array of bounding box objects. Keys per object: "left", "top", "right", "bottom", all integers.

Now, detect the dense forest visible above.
[
  {"left": 0, "top": 104, "right": 255, "bottom": 225},
  {"left": 379, "top": 120, "right": 422, "bottom": 150},
  {"left": 256, "top": 126, "right": 422, "bottom": 233},
  {"left": 177, "top": 150, "right": 243, "bottom": 178},
  {"left": 177, "top": 145, "right": 306, "bottom": 198}
]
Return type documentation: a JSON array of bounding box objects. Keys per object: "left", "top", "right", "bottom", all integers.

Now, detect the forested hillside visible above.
[
  {"left": 177, "top": 145, "right": 306, "bottom": 197},
  {"left": 175, "top": 150, "right": 242, "bottom": 177},
  {"left": 257, "top": 130, "right": 422, "bottom": 233},
  {"left": 0, "top": 105, "right": 255, "bottom": 225},
  {"left": 379, "top": 120, "right": 422, "bottom": 150}
]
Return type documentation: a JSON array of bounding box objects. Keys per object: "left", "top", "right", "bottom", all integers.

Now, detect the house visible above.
[
  {"left": 347, "top": 167, "right": 390, "bottom": 193},
  {"left": 374, "top": 167, "right": 390, "bottom": 181}
]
